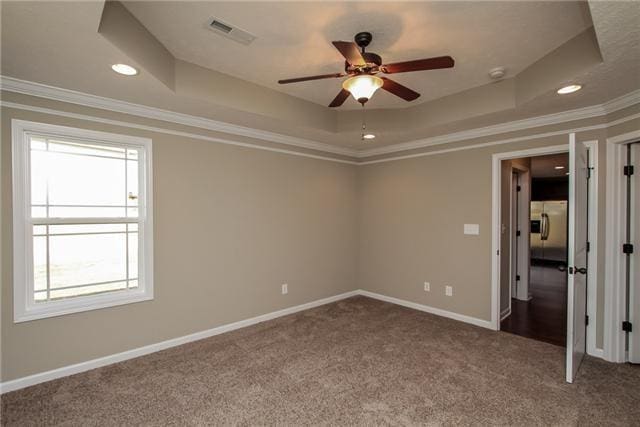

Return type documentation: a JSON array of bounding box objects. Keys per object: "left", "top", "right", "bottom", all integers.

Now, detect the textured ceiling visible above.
[
  {"left": 0, "top": 1, "right": 638, "bottom": 153},
  {"left": 122, "top": 1, "right": 593, "bottom": 110}
]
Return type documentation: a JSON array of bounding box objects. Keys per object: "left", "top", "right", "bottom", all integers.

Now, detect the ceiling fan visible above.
[{"left": 278, "top": 32, "right": 454, "bottom": 108}]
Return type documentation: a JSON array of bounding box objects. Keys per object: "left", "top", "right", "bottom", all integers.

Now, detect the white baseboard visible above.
[
  {"left": 358, "top": 290, "right": 494, "bottom": 329},
  {"left": 0, "top": 288, "right": 601, "bottom": 394},
  {"left": 588, "top": 347, "right": 605, "bottom": 359},
  {"left": 0, "top": 290, "right": 359, "bottom": 394}
]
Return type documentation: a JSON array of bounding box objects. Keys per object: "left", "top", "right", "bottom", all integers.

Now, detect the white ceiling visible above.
[{"left": 122, "top": 1, "right": 593, "bottom": 110}]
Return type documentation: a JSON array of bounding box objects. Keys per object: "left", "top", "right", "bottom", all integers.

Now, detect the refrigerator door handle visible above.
[{"left": 541, "top": 213, "right": 550, "bottom": 241}]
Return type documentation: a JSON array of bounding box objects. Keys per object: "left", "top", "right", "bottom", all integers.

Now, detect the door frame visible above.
[
  {"left": 605, "top": 129, "right": 640, "bottom": 362},
  {"left": 491, "top": 141, "right": 600, "bottom": 357},
  {"left": 510, "top": 164, "right": 531, "bottom": 303}
]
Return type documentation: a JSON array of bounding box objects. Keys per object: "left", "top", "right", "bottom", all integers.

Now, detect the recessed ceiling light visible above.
[
  {"left": 362, "top": 134, "right": 376, "bottom": 140},
  {"left": 557, "top": 84, "right": 582, "bottom": 95},
  {"left": 555, "top": 166, "right": 565, "bottom": 170},
  {"left": 111, "top": 64, "right": 138, "bottom": 76}
]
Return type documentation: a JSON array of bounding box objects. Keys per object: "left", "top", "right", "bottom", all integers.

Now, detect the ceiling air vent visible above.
[{"left": 206, "top": 17, "right": 256, "bottom": 45}]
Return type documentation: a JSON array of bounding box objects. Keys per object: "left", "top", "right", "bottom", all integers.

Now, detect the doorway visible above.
[
  {"left": 500, "top": 153, "right": 569, "bottom": 347},
  {"left": 491, "top": 139, "right": 599, "bottom": 382}
]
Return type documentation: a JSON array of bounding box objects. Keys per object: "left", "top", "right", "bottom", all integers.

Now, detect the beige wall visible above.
[
  {"left": 356, "top": 120, "right": 612, "bottom": 346},
  {"left": 1, "top": 102, "right": 358, "bottom": 381},
  {"left": 1, "top": 91, "right": 638, "bottom": 383}
]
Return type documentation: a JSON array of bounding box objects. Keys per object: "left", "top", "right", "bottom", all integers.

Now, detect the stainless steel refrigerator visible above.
[{"left": 530, "top": 201, "right": 568, "bottom": 263}]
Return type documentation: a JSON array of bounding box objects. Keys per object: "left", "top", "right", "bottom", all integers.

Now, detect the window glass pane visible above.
[
  {"left": 128, "top": 230, "right": 138, "bottom": 280},
  {"left": 33, "top": 235, "right": 47, "bottom": 292},
  {"left": 48, "top": 140, "right": 125, "bottom": 159},
  {"left": 30, "top": 137, "right": 47, "bottom": 150},
  {"left": 31, "top": 206, "right": 47, "bottom": 218},
  {"left": 47, "top": 151, "right": 125, "bottom": 208},
  {"left": 33, "top": 225, "right": 47, "bottom": 236},
  {"left": 48, "top": 224, "right": 127, "bottom": 235},
  {"left": 48, "top": 206, "right": 126, "bottom": 218},
  {"left": 127, "top": 207, "right": 139, "bottom": 218},
  {"left": 30, "top": 150, "right": 48, "bottom": 205},
  {"left": 50, "top": 281, "right": 127, "bottom": 301},
  {"left": 127, "top": 159, "right": 139, "bottom": 207},
  {"left": 49, "top": 233, "right": 127, "bottom": 288}
]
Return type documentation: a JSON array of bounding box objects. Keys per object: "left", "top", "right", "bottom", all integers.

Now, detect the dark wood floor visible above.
[{"left": 501, "top": 264, "right": 567, "bottom": 347}]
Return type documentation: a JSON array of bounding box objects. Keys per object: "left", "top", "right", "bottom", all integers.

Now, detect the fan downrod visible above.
[{"left": 354, "top": 32, "right": 372, "bottom": 51}]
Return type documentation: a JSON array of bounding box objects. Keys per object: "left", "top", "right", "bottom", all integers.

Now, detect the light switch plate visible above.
[{"left": 464, "top": 224, "right": 480, "bottom": 235}]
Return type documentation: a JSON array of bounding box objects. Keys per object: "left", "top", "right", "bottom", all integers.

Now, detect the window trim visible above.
[{"left": 12, "top": 119, "right": 154, "bottom": 322}]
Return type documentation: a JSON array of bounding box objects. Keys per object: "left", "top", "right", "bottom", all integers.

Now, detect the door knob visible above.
[{"left": 558, "top": 264, "right": 567, "bottom": 272}]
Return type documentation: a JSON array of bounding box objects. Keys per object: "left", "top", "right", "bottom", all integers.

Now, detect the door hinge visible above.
[
  {"left": 586, "top": 241, "right": 591, "bottom": 252},
  {"left": 623, "top": 243, "right": 634, "bottom": 254},
  {"left": 568, "top": 266, "right": 574, "bottom": 275},
  {"left": 516, "top": 185, "right": 521, "bottom": 192},
  {"left": 624, "top": 165, "right": 634, "bottom": 176},
  {"left": 587, "top": 167, "right": 592, "bottom": 179},
  {"left": 516, "top": 275, "right": 521, "bottom": 281},
  {"left": 623, "top": 321, "right": 633, "bottom": 333},
  {"left": 585, "top": 315, "right": 589, "bottom": 326},
  {"left": 516, "top": 230, "right": 521, "bottom": 237}
]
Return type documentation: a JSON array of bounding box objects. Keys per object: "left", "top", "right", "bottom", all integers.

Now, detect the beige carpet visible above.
[{"left": 2, "top": 296, "right": 639, "bottom": 426}]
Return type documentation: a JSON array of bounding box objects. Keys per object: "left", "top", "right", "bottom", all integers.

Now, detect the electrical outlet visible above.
[
  {"left": 281, "top": 283, "right": 288, "bottom": 295},
  {"left": 424, "top": 282, "right": 430, "bottom": 292},
  {"left": 445, "top": 285, "right": 453, "bottom": 297}
]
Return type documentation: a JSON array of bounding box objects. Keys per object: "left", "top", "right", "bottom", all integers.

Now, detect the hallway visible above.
[{"left": 501, "top": 265, "right": 567, "bottom": 347}]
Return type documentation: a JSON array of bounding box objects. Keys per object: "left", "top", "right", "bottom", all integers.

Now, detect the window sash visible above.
[{"left": 13, "top": 120, "right": 154, "bottom": 323}]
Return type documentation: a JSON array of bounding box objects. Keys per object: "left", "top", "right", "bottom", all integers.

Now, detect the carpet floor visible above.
[{"left": 2, "top": 296, "right": 639, "bottom": 426}]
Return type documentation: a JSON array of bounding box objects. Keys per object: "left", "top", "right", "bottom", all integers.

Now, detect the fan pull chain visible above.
[{"left": 361, "top": 103, "right": 366, "bottom": 140}]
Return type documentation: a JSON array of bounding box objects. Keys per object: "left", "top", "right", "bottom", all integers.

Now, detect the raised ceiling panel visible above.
[{"left": 123, "top": 1, "right": 593, "bottom": 110}]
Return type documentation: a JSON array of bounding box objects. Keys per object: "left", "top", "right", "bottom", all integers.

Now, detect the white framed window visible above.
[{"left": 12, "top": 120, "right": 153, "bottom": 322}]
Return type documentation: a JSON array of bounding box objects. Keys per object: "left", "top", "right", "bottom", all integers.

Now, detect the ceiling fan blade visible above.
[
  {"left": 278, "top": 73, "right": 345, "bottom": 84},
  {"left": 380, "top": 77, "right": 420, "bottom": 101},
  {"left": 332, "top": 41, "right": 366, "bottom": 66},
  {"left": 328, "top": 89, "right": 351, "bottom": 108},
  {"left": 381, "top": 56, "right": 454, "bottom": 74}
]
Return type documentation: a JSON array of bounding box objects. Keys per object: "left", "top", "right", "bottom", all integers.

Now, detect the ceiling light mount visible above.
[
  {"left": 111, "top": 63, "right": 138, "bottom": 76},
  {"left": 557, "top": 84, "right": 582, "bottom": 95}
]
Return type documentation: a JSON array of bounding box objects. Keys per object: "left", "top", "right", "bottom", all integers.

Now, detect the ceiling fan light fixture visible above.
[{"left": 343, "top": 75, "right": 383, "bottom": 104}]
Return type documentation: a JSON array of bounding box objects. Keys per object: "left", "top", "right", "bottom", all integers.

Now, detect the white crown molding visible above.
[
  {"left": 602, "top": 89, "right": 640, "bottom": 114},
  {"left": 1, "top": 76, "right": 638, "bottom": 161},
  {"left": 0, "top": 76, "right": 359, "bottom": 157},
  {"left": 0, "top": 100, "right": 358, "bottom": 165},
  {"left": 358, "top": 90, "right": 640, "bottom": 158}
]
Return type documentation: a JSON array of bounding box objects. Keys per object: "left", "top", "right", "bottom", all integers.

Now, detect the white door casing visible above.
[
  {"left": 566, "top": 133, "right": 589, "bottom": 383},
  {"left": 630, "top": 143, "right": 639, "bottom": 363}
]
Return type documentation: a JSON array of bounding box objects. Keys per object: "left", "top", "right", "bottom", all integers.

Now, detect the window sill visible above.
[{"left": 14, "top": 290, "right": 154, "bottom": 323}]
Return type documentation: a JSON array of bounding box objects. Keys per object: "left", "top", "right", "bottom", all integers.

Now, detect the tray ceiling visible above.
[{"left": 123, "top": 1, "right": 593, "bottom": 110}]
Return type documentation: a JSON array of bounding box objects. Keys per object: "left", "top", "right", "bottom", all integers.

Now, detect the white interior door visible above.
[
  {"left": 566, "top": 133, "right": 589, "bottom": 383},
  {"left": 630, "top": 143, "right": 639, "bottom": 363}
]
